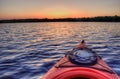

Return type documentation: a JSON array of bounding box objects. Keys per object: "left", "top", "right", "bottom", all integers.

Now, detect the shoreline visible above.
[{"left": 0, "top": 16, "right": 120, "bottom": 23}]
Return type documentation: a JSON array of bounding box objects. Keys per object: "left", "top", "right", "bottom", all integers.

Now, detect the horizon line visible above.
[{"left": 0, "top": 15, "right": 119, "bottom": 20}]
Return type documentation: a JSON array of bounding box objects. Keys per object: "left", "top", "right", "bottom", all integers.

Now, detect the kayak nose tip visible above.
[
  {"left": 76, "top": 40, "right": 87, "bottom": 49},
  {"left": 81, "top": 40, "right": 85, "bottom": 44}
]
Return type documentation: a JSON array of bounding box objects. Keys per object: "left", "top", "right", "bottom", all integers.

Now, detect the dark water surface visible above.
[{"left": 0, "top": 22, "right": 120, "bottom": 79}]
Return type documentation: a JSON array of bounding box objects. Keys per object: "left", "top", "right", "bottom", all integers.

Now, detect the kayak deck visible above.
[
  {"left": 42, "top": 41, "right": 119, "bottom": 79},
  {"left": 42, "top": 55, "right": 119, "bottom": 79}
]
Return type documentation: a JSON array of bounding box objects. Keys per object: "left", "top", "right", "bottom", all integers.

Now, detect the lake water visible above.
[{"left": 0, "top": 22, "right": 120, "bottom": 79}]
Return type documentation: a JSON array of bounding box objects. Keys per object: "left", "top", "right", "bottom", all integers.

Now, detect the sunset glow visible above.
[
  {"left": 49, "top": 11, "right": 71, "bottom": 18},
  {"left": 0, "top": 0, "right": 120, "bottom": 20},
  {"left": 44, "top": 9, "right": 82, "bottom": 18}
]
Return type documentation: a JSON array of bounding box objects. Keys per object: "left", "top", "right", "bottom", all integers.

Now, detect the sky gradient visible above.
[{"left": 0, "top": 0, "right": 120, "bottom": 20}]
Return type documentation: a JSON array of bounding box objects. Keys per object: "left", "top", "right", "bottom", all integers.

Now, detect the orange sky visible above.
[{"left": 0, "top": 0, "right": 120, "bottom": 20}]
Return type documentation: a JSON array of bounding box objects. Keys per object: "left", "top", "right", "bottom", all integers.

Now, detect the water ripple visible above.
[{"left": 0, "top": 22, "right": 120, "bottom": 79}]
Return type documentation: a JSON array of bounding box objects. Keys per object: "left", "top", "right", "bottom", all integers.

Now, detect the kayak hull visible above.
[{"left": 42, "top": 55, "right": 119, "bottom": 79}]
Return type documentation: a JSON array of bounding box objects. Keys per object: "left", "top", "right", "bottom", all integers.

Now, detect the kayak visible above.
[{"left": 42, "top": 40, "right": 120, "bottom": 79}]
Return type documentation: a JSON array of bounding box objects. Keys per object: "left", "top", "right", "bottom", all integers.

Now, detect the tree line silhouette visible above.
[{"left": 0, "top": 15, "right": 120, "bottom": 23}]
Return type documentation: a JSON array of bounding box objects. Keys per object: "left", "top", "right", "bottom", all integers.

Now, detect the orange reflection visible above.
[{"left": 42, "top": 22, "right": 78, "bottom": 38}]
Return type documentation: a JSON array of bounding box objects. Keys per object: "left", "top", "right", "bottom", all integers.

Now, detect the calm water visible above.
[{"left": 0, "top": 22, "right": 120, "bottom": 79}]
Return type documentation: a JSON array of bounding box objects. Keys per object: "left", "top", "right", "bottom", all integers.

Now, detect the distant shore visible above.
[{"left": 0, "top": 16, "right": 120, "bottom": 23}]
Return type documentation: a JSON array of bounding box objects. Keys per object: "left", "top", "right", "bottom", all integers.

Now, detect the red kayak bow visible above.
[{"left": 42, "top": 40, "right": 120, "bottom": 79}]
